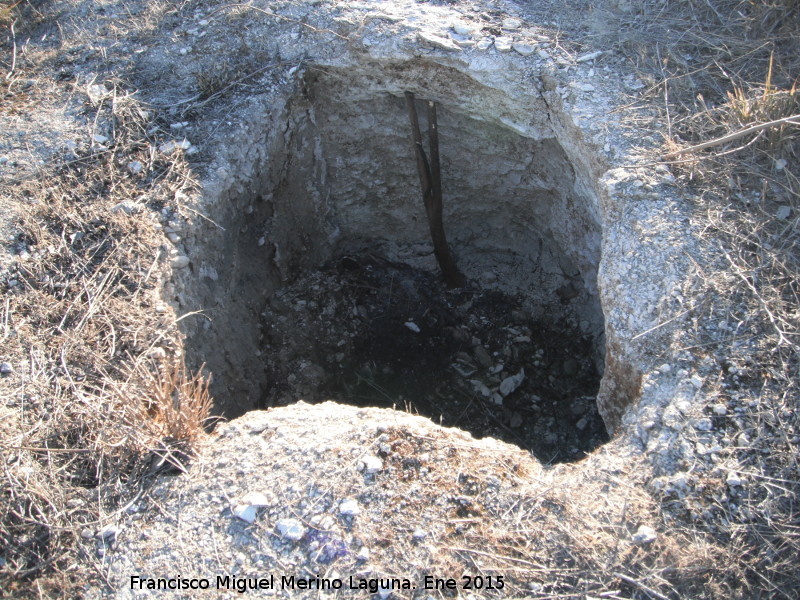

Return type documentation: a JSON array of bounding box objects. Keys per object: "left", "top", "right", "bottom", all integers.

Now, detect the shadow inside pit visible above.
[{"left": 259, "top": 253, "right": 607, "bottom": 464}]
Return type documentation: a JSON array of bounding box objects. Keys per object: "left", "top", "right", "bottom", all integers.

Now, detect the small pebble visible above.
[
  {"left": 499, "top": 368, "right": 525, "bottom": 396},
  {"left": 726, "top": 472, "right": 744, "bottom": 487},
  {"left": 631, "top": 525, "right": 657, "bottom": 545},
  {"left": 513, "top": 42, "right": 536, "bottom": 56},
  {"left": 233, "top": 504, "right": 258, "bottom": 524},
  {"left": 451, "top": 21, "right": 477, "bottom": 36},
  {"left": 693, "top": 417, "right": 713, "bottom": 432},
  {"left": 0, "top": 362, "right": 13, "bottom": 377},
  {"left": 404, "top": 321, "right": 421, "bottom": 333},
  {"left": 576, "top": 50, "right": 604, "bottom": 63},
  {"left": 241, "top": 492, "right": 270, "bottom": 507},
  {"left": 469, "top": 379, "right": 492, "bottom": 399},
  {"left": 127, "top": 160, "right": 143, "bottom": 174},
  {"left": 171, "top": 255, "right": 190, "bottom": 269},
  {"left": 276, "top": 518, "right": 305, "bottom": 541},
  {"left": 362, "top": 456, "right": 383, "bottom": 474},
  {"left": 418, "top": 31, "right": 461, "bottom": 52},
  {"left": 339, "top": 499, "right": 361, "bottom": 516},
  {"left": 494, "top": 36, "right": 513, "bottom": 52}
]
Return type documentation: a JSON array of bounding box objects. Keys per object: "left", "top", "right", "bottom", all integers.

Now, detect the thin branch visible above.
[
  {"left": 662, "top": 114, "right": 800, "bottom": 159},
  {"left": 614, "top": 572, "right": 671, "bottom": 600},
  {"left": 5, "top": 19, "right": 16, "bottom": 81}
]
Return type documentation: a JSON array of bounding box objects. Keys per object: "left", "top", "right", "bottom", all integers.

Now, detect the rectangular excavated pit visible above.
[{"left": 174, "top": 59, "right": 613, "bottom": 463}]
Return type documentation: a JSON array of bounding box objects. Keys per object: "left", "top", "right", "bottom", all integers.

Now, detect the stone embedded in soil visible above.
[
  {"left": 451, "top": 21, "right": 478, "bottom": 36},
  {"left": 339, "top": 499, "right": 361, "bottom": 516},
  {"left": 418, "top": 31, "right": 461, "bottom": 52},
  {"left": 404, "top": 321, "right": 421, "bottom": 333},
  {"left": 470, "top": 379, "right": 492, "bottom": 399},
  {"left": 412, "top": 528, "right": 428, "bottom": 540},
  {"left": 233, "top": 504, "right": 258, "bottom": 523},
  {"left": 631, "top": 525, "right": 657, "bottom": 545},
  {"left": 513, "top": 42, "right": 537, "bottom": 56},
  {"left": 494, "top": 36, "right": 513, "bottom": 52},
  {"left": 171, "top": 255, "right": 190, "bottom": 269},
  {"left": 276, "top": 518, "right": 306, "bottom": 541},
  {"left": 499, "top": 368, "right": 525, "bottom": 396},
  {"left": 361, "top": 456, "right": 383, "bottom": 473},
  {"left": 241, "top": 492, "right": 271, "bottom": 506},
  {"left": 693, "top": 417, "right": 713, "bottom": 432},
  {"left": 576, "top": 50, "right": 604, "bottom": 63},
  {"left": 726, "top": 472, "right": 744, "bottom": 487}
]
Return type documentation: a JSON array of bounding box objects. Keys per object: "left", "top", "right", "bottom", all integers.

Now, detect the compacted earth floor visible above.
[{"left": 258, "top": 252, "right": 607, "bottom": 463}]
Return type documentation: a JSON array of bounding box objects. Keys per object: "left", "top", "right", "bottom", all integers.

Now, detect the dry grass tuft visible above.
[
  {"left": 610, "top": 0, "right": 800, "bottom": 596},
  {"left": 0, "top": 65, "right": 210, "bottom": 595}
]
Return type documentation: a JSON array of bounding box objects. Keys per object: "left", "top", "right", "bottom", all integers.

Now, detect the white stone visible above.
[
  {"left": 87, "top": 84, "right": 110, "bottom": 102},
  {"left": 712, "top": 403, "right": 727, "bottom": 416},
  {"left": 276, "top": 518, "right": 305, "bottom": 541},
  {"left": 111, "top": 200, "right": 141, "bottom": 215},
  {"left": 93, "top": 134, "right": 109, "bottom": 145},
  {"left": 513, "top": 42, "right": 536, "bottom": 56},
  {"left": 362, "top": 456, "right": 383, "bottom": 473},
  {"left": 241, "top": 492, "right": 270, "bottom": 506},
  {"left": 356, "top": 546, "right": 370, "bottom": 561},
  {"left": 576, "top": 50, "right": 604, "bottom": 63},
  {"left": 418, "top": 31, "right": 461, "bottom": 52},
  {"left": 127, "top": 160, "right": 143, "bottom": 174},
  {"left": 658, "top": 363, "right": 671, "bottom": 374},
  {"left": 404, "top": 321, "right": 421, "bottom": 333},
  {"left": 499, "top": 368, "right": 525, "bottom": 396},
  {"left": 476, "top": 38, "right": 493, "bottom": 50},
  {"left": 690, "top": 375, "right": 704, "bottom": 388},
  {"left": 776, "top": 205, "right": 792, "bottom": 220},
  {"left": 631, "top": 525, "right": 657, "bottom": 545},
  {"left": 378, "top": 585, "right": 393, "bottom": 599},
  {"left": 726, "top": 472, "right": 744, "bottom": 487},
  {"left": 452, "top": 21, "right": 477, "bottom": 36},
  {"left": 469, "top": 379, "right": 492, "bottom": 398},
  {"left": 171, "top": 255, "right": 190, "bottom": 269},
  {"left": 233, "top": 504, "right": 258, "bottom": 523},
  {"left": 494, "top": 36, "right": 513, "bottom": 52},
  {"left": 693, "top": 417, "right": 713, "bottom": 432},
  {"left": 339, "top": 499, "right": 361, "bottom": 516},
  {"left": 501, "top": 18, "right": 521, "bottom": 30}
]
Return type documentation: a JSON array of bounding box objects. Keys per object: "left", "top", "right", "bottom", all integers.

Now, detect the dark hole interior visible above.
[
  {"left": 258, "top": 251, "right": 607, "bottom": 464},
  {"left": 181, "top": 61, "right": 610, "bottom": 464}
]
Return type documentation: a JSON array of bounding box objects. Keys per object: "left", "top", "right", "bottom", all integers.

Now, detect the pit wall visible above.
[{"left": 175, "top": 50, "right": 685, "bottom": 435}]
